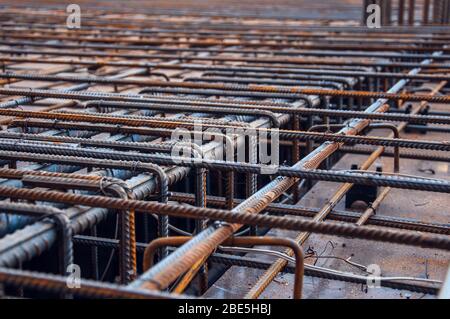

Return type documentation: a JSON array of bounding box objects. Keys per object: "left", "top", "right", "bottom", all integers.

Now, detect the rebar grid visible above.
[{"left": 0, "top": 0, "right": 448, "bottom": 300}]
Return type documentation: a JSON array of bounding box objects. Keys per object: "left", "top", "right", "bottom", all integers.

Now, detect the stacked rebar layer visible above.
[{"left": 0, "top": 0, "right": 448, "bottom": 299}]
